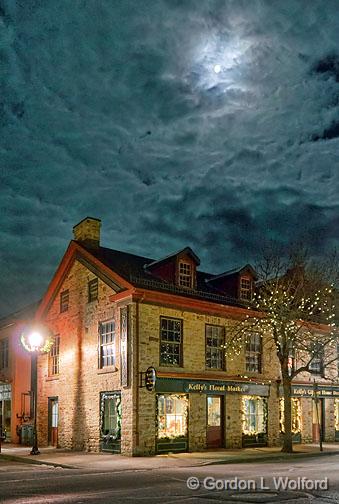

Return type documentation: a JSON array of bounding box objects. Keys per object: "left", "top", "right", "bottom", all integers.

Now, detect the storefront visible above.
[
  {"left": 155, "top": 377, "right": 270, "bottom": 453},
  {"left": 0, "top": 383, "right": 11, "bottom": 442},
  {"left": 288, "top": 384, "right": 339, "bottom": 443}
]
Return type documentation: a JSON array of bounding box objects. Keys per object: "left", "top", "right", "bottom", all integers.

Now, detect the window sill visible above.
[
  {"left": 97, "top": 367, "right": 118, "bottom": 375},
  {"left": 46, "top": 375, "right": 60, "bottom": 381}
]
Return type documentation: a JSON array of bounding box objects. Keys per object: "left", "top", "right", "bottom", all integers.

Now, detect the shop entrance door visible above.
[
  {"left": 0, "top": 399, "right": 11, "bottom": 441},
  {"left": 312, "top": 398, "right": 324, "bottom": 443},
  {"left": 207, "top": 396, "right": 223, "bottom": 448},
  {"left": 48, "top": 397, "right": 58, "bottom": 447}
]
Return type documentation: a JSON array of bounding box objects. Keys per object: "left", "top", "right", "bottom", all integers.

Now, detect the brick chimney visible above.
[{"left": 73, "top": 217, "right": 101, "bottom": 248}]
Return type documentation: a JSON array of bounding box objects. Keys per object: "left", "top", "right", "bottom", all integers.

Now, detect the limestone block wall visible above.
[{"left": 37, "top": 260, "right": 134, "bottom": 453}]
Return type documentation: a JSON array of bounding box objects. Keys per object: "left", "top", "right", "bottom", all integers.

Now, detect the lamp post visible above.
[{"left": 21, "top": 326, "right": 54, "bottom": 456}]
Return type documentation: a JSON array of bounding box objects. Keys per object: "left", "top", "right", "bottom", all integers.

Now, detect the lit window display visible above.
[
  {"left": 335, "top": 399, "right": 339, "bottom": 431},
  {"left": 242, "top": 396, "right": 267, "bottom": 435},
  {"left": 279, "top": 398, "right": 301, "bottom": 434},
  {"left": 157, "top": 394, "right": 188, "bottom": 439}
]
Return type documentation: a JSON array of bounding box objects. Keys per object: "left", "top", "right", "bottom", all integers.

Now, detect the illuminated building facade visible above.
[{"left": 34, "top": 217, "right": 339, "bottom": 455}]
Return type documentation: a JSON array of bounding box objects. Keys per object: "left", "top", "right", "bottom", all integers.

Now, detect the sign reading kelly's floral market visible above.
[{"left": 156, "top": 377, "right": 269, "bottom": 396}]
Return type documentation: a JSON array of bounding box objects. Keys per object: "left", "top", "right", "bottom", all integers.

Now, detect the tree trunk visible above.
[{"left": 281, "top": 374, "right": 293, "bottom": 453}]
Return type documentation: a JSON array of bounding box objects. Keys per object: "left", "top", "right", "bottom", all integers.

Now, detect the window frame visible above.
[
  {"left": 245, "top": 333, "right": 262, "bottom": 373},
  {"left": 205, "top": 324, "right": 225, "bottom": 371},
  {"left": 178, "top": 261, "right": 193, "bottom": 289},
  {"left": 309, "top": 343, "right": 324, "bottom": 376},
  {"left": 48, "top": 335, "right": 60, "bottom": 376},
  {"left": 60, "top": 290, "right": 69, "bottom": 313},
  {"left": 0, "top": 338, "right": 9, "bottom": 370},
  {"left": 99, "top": 320, "right": 116, "bottom": 369},
  {"left": 88, "top": 278, "right": 98, "bottom": 303},
  {"left": 159, "top": 316, "right": 183, "bottom": 367},
  {"left": 240, "top": 277, "right": 252, "bottom": 301}
]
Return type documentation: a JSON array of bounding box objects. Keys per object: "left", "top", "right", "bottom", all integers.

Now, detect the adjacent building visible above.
[
  {"left": 0, "top": 303, "right": 38, "bottom": 443},
  {"left": 33, "top": 217, "right": 339, "bottom": 455}
]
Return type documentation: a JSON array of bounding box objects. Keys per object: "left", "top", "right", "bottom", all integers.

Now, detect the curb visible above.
[
  {"left": 0, "top": 453, "right": 77, "bottom": 469},
  {"left": 200, "top": 449, "right": 339, "bottom": 466}
]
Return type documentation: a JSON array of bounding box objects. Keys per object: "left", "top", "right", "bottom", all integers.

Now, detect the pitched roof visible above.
[
  {"left": 85, "top": 244, "right": 249, "bottom": 308},
  {"left": 206, "top": 264, "right": 258, "bottom": 283},
  {"left": 144, "top": 246, "right": 200, "bottom": 269},
  {"left": 0, "top": 301, "right": 40, "bottom": 329}
]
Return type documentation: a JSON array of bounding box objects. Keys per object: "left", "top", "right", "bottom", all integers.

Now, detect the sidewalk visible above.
[{"left": 1, "top": 443, "right": 339, "bottom": 471}]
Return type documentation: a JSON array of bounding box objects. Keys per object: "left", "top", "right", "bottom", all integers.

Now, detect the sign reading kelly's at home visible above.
[{"left": 155, "top": 377, "right": 269, "bottom": 396}]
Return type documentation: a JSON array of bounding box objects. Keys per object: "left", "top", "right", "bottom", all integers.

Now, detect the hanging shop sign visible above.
[
  {"left": 145, "top": 367, "right": 157, "bottom": 391},
  {"left": 155, "top": 377, "right": 269, "bottom": 396}
]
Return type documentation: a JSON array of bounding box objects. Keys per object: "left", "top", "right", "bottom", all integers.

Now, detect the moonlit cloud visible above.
[{"left": 0, "top": 0, "right": 338, "bottom": 316}]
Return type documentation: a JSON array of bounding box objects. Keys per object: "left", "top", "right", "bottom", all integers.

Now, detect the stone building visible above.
[{"left": 34, "top": 217, "right": 339, "bottom": 455}]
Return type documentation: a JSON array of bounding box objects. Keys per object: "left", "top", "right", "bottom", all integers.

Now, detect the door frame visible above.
[
  {"left": 48, "top": 396, "right": 58, "bottom": 446},
  {"left": 206, "top": 395, "right": 224, "bottom": 449}
]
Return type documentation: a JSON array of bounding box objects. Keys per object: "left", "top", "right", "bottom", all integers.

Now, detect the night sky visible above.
[{"left": 1, "top": 0, "right": 339, "bottom": 317}]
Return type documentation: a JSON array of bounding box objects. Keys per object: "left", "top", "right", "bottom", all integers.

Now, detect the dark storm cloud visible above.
[{"left": 0, "top": 0, "right": 339, "bottom": 315}]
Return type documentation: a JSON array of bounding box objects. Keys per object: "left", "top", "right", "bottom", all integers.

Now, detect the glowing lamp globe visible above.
[
  {"left": 21, "top": 325, "right": 54, "bottom": 353},
  {"left": 213, "top": 64, "right": 221, "bottom": 74}
]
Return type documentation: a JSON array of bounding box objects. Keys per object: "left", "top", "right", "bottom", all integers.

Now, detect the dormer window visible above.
[
  {"left": 178, "top": 261, "right": 192, "bottom": 288},
  {"left": 240, "top": 277, "right": 252, "bottom": 300}
]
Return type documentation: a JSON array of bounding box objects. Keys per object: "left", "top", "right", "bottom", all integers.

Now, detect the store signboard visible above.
[
  {"left": 156, "top": 377, "right": 269, "bottom": 396},
  {"left": 289, "top": 384, "right": 339, "bottom": 398}
]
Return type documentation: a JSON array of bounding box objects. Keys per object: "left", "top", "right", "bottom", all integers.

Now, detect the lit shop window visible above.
[
  {"left": 242, "top": 396, "right": 267, "bottom": 435},
  {"left": 279, "top": 398, "right": 301, "bottom": 434},
  {"left": 100, "top": 392, "right": 121, "bottom": 440},
  {"left": 335, "top": 399, "right": 339, "bottom": 432},
  {"left": 157, "top": 394, "right": 188, "bottom": 440}
]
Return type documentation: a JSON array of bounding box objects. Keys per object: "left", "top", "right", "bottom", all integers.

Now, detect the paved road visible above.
[{"left": 1, "top": 455, "right": 339, "bottom": 503}]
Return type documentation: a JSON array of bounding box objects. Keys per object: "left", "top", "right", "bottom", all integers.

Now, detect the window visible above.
[
  {"left": 245, "top": 333, "right": 262, "bottom": 373},
  {"left": 99, "top": 321, "right": 115, "bottom": 368},
  {"left": 206, "top": 325, "right": 225, "bottom": 370},
  {"left": 242, "top": 397, "right": 267, "bottom": 435},
  {"left": 309, "top": 343, "right": 324, "bottom": 375},
  {"left": 160, "top": 317, "right": 182, "bottom": 366},
  {"left": 88, "top": 278, "right": 98, "bottom": 302},
  {"left": 157, "top": 394, "right": 188, "bottom": 439},
  {"left": 48, "top": 336, "right": 60, "bottom": 376},
  {"left": 100, "top": 392, "right": 121, "bottom": 452},
  {"left": 0, "top": 338, "right": 9, "bottom": 370},
  {"left": 60, "top": 290, "right": 69, "bottom": 313},
  {"left": 178, "top": 262, "right": 192, "bottom": 288},
  {"left": 240, "top": 277, "right": 252, "bottom": 300}
]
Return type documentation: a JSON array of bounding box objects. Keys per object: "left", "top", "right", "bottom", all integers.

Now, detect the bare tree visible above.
[{"left": 227, "top": 247, "right": 339, "bottom": 453}]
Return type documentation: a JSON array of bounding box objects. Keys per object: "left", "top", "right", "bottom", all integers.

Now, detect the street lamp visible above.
[{"left": 20, "top": 325, "right": 54, "bottom": 455}]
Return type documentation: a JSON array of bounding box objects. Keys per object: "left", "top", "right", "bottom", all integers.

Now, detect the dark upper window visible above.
[
  {"left": 206, "top": 325, "right": 225, "bottom": 370},
  {"left": 0, "top": 338, "right": 9, "bottom": 370},
  {"left": 88, "top": 278, "right": 98, "bottom": 302},
  {"left": 178, "top": 262, "right": 192, "bottom": 288},
  {"left": 240, "top": 277, "right": 252, "bottom": 300},
  {"left": 60, "top": 290, "right": 69, "bottom": 313},
  {"left": 245, "top": 333, "right": 262, "bottom": 373},
  {"left": 160, "top": 317, "right": 183, "bottom": 366},
  {"left": 309, "top": 343, "right": 324, "bottom": 375},
  {"left": 99, "top": 321, "right": 115, "bottom": 368},
  {"left": 48, "top": 335, "right": 60, "bottom": 376}
]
